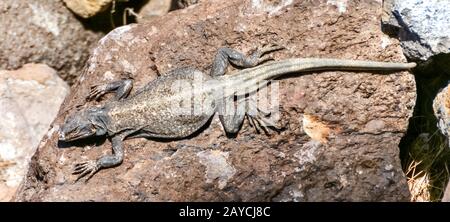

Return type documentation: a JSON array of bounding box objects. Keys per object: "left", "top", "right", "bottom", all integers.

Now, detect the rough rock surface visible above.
[
  {"left": 62, "top": 0, "right": 112, "bottom": 18},
  {"left": 382, "top": 0, "right": 450, "bottom": 61},
  {"left": 433, "top": 83, "right": 450, "bottom": 202},
  {"left": 0, "top": 64, "right": 69, "bottom": 201},
  {"left": 14, "top": 0, "right": 415, "bottom": 201},
  {"left": 433, "top": 84, "right": 450, "bottom": 144},
  {"left": 0, "top": 0, "right": 103, "bottom": 84}
]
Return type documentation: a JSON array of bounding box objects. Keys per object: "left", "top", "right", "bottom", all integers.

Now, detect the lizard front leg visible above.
[
  {"left": 73, "top": 134, "right": 125, "bottom": 182},
  {"left": 87, "top": 79, "right": 133, "bottom": 101}
]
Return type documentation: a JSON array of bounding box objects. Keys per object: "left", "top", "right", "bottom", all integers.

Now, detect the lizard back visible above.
[{"left": 105, "top": 68, "right": 216, "bottom": 138}]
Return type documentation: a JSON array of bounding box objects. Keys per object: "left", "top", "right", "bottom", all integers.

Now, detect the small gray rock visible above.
[{"left": 383, "top": 0, "right": 450, "bottom": 61}]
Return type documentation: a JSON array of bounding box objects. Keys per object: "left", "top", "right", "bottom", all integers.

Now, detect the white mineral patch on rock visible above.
[{"left": 197, "top": 150, "right": 236, "bottom": 189}]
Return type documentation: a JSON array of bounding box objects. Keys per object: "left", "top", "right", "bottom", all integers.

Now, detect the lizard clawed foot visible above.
[
  {"left": 246, "top": 102, "right": 283, "bottom": 134},
  {"left": 73, "top": 160, "right": 100, "bottom": 182},
  {"left": 87, "top": 84, "right": 108, "bottom": 101},
  {"left": 246, "top": 112, "right": 281, "bottom": 135},
  {"left": 259, "top": 44, "right": 286, "bottom": 54},
  {"left": 247, "top": 114, "right": 267, "bottom": 134},
  {"left": 252, "top": 44, "right": 286, "bottom": 64}
]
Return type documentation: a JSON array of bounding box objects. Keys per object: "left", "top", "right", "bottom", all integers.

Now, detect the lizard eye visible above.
[
  {"left": 68, "top": 127, "right": 80, "bottom": 135},
  {"left": 63, "top": 125, "right": 74, "bottom": 134}
]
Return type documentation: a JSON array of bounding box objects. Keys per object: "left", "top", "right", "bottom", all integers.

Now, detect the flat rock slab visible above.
[{"left": 14, "top": 0, "right": 415, "bottom": 201}]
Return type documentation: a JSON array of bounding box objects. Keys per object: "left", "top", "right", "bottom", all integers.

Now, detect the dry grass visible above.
[
  {"left": 403, "top": 132, "right": 450, "bottom": 202},
  {"left": 406, "top": 160, "right": 431, "bottom": 202}
]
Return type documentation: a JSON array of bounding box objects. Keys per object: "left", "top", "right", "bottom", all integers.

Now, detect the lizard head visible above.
[{"left": 59, "top": 107, "right": 108, "bottom": 142}]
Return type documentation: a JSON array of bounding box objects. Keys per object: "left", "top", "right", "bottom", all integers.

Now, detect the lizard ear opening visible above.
[
  {"left": 86, "top": 107, "right": 108, "bottom": 136},
  {"left": 90, "top": 115, "right": 107, "bottom": 136}
]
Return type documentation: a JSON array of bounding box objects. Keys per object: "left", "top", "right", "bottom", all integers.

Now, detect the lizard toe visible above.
[
  {"left": 259, "top": 44, "right": 285, "bottom": 55},
  {"left": 72, "top": 160, "right": 99, "bottom": 182},
  {"left": 87, "top": 85, "right": 107, "bottom": 101},
  {"left": 257, "top": 55, "right": 275, "bottom": 64}
]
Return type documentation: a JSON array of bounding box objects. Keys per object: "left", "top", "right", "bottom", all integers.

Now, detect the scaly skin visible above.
[{"left": 59, "top": 45, "right": 416, "bottom": 181}]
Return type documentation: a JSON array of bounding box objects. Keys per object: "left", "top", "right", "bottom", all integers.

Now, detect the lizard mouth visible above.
[
  {"left": 58, "top": 132, "right": 78, "bottom": 142},
  {"left": 58, "top": 131, "right": 92, "bottom": 142}
]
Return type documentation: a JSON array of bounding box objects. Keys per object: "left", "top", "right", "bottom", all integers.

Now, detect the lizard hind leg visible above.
[
  {"left": 245, "top": 98, "right": 282, "bottom": 134},
  {"left": 210, "top": 44, "right": 285, "bottom": 77},
  {"left": 217, "top": 96, "right": 246, "bottom": 134},
  {"left": 218, "top": 95, "right": 282, "bottom": 135},
  {"left": 246, "top": 111, "right": 281, "bottom": 135},
  {"left": 87, "top": 79, "right": 133, "bottom": 101}
]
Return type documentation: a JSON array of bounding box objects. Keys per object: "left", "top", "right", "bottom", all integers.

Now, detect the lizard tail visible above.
[{"left": 232, "top": 58, "right": 416, "bottom": 84}]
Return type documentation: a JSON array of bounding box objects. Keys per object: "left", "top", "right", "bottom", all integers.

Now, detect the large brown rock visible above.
[
  {"left": 0, "top": 0, "right": 103, "bottom": 84},
  {"left": 14, "top": 0, "right": 415, "bottom": 201}
]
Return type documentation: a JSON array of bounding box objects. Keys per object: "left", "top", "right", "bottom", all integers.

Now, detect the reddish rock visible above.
[{"left": 14, "top": 0, "right": 415, "bottom": 201}]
